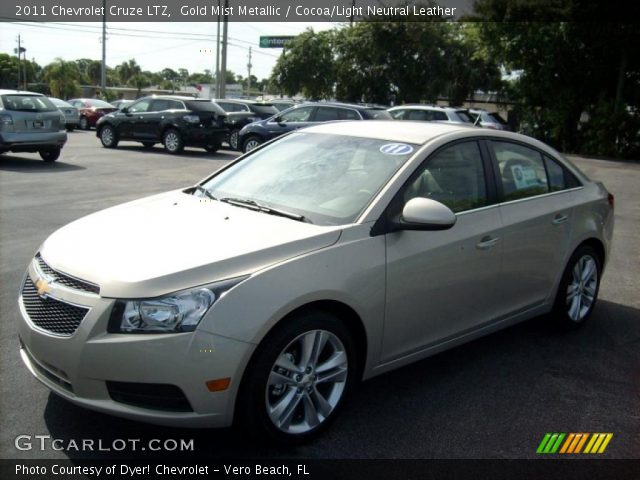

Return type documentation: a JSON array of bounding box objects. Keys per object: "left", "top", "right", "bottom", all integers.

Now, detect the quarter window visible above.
[
  {"left": 404, "top": 141, "right": 488, "bottom": 213},
  {"left": 492, "top": 141, "right": 549, "bottom": 201}
]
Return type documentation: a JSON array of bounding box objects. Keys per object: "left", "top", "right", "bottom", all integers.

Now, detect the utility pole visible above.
[
  {"left": 220, "top": 0, "right": 229, "bottom": 98},
  {"left": 247, "top": 47, "right": 252, "bottom": 98},
  {"left": 215, "top": 0, "right": 221, "bottom": 98},
  {"left": 101, "top": 0, "right": 106, "bottom": 93},
  {"left": 22, "top": 48, "right": 27, "bottom": 90},
  {"left": 16, "top": 35, "right": 21, "bottom": 90}
]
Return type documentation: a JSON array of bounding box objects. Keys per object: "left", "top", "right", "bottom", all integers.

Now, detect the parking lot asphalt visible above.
[{"left": 1, "top": 132, "right": 638, "bottom": 460}]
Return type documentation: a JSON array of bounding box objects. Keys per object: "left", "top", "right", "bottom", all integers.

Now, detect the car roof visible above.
[
  {"left": 0, "top": 89, "right": 43, "bottom": 96},
  {"left": 389, "top": 104, "right": 465, "bottom": 112}
]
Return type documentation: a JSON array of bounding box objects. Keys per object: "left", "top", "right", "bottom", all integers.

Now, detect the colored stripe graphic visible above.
[{"left": 537, "top": 433, "right": 612, "bottom": 454}]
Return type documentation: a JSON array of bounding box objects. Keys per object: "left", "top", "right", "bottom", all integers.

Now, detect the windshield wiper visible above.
[
  {"left": 192, "top": 185, "right": 217, "bottom": 201},
  {"left": 220, "top": 197, "right": 311, "bottom": 223}
]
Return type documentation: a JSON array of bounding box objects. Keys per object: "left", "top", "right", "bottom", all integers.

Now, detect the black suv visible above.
[
  {"left": 96, "top": 96, "right": 228, "bottom": 154},
  {"left": 212, "top": 99, "right": 279, "bottom": 150},
  {"left": 237, "top": 102, "right": 391, "bottom": 153}
]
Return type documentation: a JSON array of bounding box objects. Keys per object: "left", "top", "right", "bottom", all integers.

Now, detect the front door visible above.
[{"left": 382, "top": 141, "right": 504, "bottom": 362}]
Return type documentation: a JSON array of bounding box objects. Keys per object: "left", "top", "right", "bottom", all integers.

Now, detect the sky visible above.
[{"left": 0, "top": 22, "right": 335, "bottom": 81}]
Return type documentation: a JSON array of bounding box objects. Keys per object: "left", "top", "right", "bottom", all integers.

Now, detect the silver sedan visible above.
[{"left": 17, "top": 121, "right": 613, "bottom": 443}]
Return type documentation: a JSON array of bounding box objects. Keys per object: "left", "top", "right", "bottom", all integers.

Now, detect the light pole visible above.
[{"left": 101, "top": 0, "right": 106, "bottom": 93}]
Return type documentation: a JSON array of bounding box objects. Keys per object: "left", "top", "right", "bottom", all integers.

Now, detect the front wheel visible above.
[
  {"left": 242, "top": 135, "right": 263, "bottom": 153},
  {"left": 39, "top": 149, "right": 61, "bottom": 162},
  {"left": 162, "top": 129, "right": 184, "bottom": 154},
  {"left": 237, "top": 311, "right": 355, "bottom": 444},
  {"left": 99, "top": 125, "right": 119, "bottom": 148},
  {"left": 553, "top": 245, "right": 601, "bottom": 328}
]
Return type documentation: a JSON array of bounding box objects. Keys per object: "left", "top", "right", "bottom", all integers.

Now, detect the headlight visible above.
[{"left": 108, "top": 277, "right": 247, "bottom": 333}]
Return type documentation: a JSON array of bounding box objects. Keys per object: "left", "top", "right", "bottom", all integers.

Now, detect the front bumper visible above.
[
  {"left": 0, "top": 131, "right": 67, "bottom": 152},
  {"left": 17, "top": 257, "right": 254, "bottom": 428}
]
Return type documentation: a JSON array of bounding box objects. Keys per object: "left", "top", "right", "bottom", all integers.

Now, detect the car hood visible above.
[{"left": 40, "top": 191, "right": 342, "bottom": 298}]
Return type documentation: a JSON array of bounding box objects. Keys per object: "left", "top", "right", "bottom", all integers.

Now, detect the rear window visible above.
[
  {"left": 87, "top": 99, "right": 115, "bottom": 108},
  {"left": 185, "top": 101, "right": 226, "bottom": 114},
  {"left": 363, "top": 109, "right": 392, "bottom": 120},
  {"left": 1, "top": 94, "right": 57, "bottom": 112},
  {"left": 454, "top": 111, "right": 473, "bottom": 123},
  {"left": 250, "top": 104, "right": 279, "bottom": 115},
  {"left": 48, "top": 98, "right": 72, "bottom": 108}
]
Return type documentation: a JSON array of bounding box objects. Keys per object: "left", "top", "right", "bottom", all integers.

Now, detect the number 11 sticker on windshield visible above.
[{"left": 380, "top": 143, "right": 414, "bottom": 155}]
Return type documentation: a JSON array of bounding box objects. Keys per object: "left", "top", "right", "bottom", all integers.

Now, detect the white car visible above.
[{"left": 18, "top": 122, "right": 614, "bottom": 442}]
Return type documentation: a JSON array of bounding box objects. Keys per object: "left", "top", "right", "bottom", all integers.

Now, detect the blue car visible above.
[{"left": 237, "top": 101, "right": 391, "bottom": 153}]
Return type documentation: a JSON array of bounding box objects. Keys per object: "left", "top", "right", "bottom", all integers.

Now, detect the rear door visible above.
[
  {"left": 489, "top": 140, "right": 576, "bottom": 312},
  {"left": 382, "top": 140, "right": 504, "bottom": 362}
]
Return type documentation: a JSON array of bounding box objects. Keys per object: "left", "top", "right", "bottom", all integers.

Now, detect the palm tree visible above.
[{"left": 42, "top": 58, "right": 81, "bottom": 99}]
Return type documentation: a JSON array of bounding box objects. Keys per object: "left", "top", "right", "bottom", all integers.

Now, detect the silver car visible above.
[
  {"left": 17, "top": 122, "right": 613, "bottom": 442},
  {"left": 48, "top": 97, "right": 80, "bottom": 131},
  {"left": 0, "top": 89, "right": 67, "bottom": 162}
]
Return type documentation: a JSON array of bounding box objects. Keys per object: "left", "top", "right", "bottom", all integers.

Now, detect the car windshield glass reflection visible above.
[{"left": 203, "top": 132, "right": 416, "bottom": 226}]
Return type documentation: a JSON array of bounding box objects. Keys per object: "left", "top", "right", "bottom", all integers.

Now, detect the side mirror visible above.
[
  {"left": 394, "top": 197, "right": 456, "bottom": 231},
  {"left": 121, "top": 107, "right": 129, "bottom": 114}
]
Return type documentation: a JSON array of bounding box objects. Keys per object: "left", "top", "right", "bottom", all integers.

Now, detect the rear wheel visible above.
[
  {"left": 242, "top": 135, "right": 262, "bottom": 153},
  {"left": 162, "top": 129, "right": 184, "bottom": 154},
  {"left": 237, "top": 311, "right": 355, "bottom": 444},
  {"left": 229, "top": 129, "right": 240, "bottom": 150},
  {"left": 39, "top": 149, "right": 61, "bottom": 162},
  {"left": 99, "top": 125, "right": 118, "bottom": 148},
  {"left": 553, "top": 245, "right": 601, "bottom": 328},
  {"left": 79, "top": 116, "right": 89, "bottom": 130}
]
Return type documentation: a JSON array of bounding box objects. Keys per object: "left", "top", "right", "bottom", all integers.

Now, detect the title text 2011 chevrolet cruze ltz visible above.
[{"left": 18, "top": 121, "right": 614, "bottom": 443}]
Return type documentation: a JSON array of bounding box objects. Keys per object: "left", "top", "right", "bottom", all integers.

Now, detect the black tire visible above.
[
  {"left": 228, "top": 129, "right": 240, "bottom": 150},
  {"left": 552, "top": 245, "right": 602, "bottom": 329},
  {"left": 142, "top": 142, "right": 155, "bottom": 149},
  {"left": 205, "top": 143, "right": 221, "bottom": 153},
  {"left": 236, "top": 311, "right": 356, "bottom": 444},
  {"left": 79, "top": 116, "right": 90, "bottom": 130},
  {"left": 99, "top": 125, "right": 119, "bottom": 148},
  {"left": 39, "top": 149, "right": 61, "bottom": 162},
  {"left": 162, "top": 129, "right": 184, "bottom": 154},
  {"left": 242, "top": 135, "right": 263, "bottom": 153}
]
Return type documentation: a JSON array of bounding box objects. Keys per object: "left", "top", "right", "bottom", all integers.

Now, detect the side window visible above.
[
  {"left": 407, "top": 110, "right": 430, "bottom": 121},
  {"left": 279, "top": 106, "right": 313, "bottom": 122},
  {"left": 167, "top": 100, "right": 185, "bottom": 110},
  {"left": 432, "top": 111, "right": 448, "bottom": 121},
  {"left": 338, "top": 108, "right": 360, "bottom": 120},
  {"left": 150, "top": 99, "right": 169, "bottom": 112},
  {"left": 492, "top": 141, "right": 549, "bottom": 201},
  {"left": 128, "top": 99, "right": 151, "bottom": 113},
  {"left": 403, "top": 141, "right": 488, "bottom": 213},
  {"left": 314, "top": 107, "right": 340, "bottom": 122}
]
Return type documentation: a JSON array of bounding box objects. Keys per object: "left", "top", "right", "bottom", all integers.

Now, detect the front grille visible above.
[
  {"left": 21, "top": 277, "right": 89, "bottom": 336},
  {"left": 35, "top": 254, "right": 100, "bottom": 294},
  {"left": 106, "top": 381, "right": 193, "bottom": 412}
]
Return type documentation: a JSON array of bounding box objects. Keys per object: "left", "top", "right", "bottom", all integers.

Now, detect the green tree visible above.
[
  {"left": 42, "top": 58, "right": 81, "bottom": 99},
  {"left": 128, "top": 73, "right": 152, "bottom": 97},
  {"left": 474, "top": 0, "right": 639, "bottom": 156},
  {"left": 270, "top": 29, "right": 336, "bottom": 100},
  {"left": 116, "top": 59, "right": 141, "bottom": 86}
]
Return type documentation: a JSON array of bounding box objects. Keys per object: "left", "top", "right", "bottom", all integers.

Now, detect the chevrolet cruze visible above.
[{"left": 17, "top": 122, "right": 614, "bottom": 442}]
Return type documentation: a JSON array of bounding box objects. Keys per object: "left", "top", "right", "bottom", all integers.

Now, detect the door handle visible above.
[
  {"left": 476, "top": 236, "right": 499, "bottom": 250},
  {"left": 552, "top": 214, "right": 569, "bottom": 225}
]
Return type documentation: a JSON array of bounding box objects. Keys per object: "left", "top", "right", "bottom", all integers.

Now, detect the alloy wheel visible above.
[{"left": 566, "top": 254, "right": 598, "bottom": 322}]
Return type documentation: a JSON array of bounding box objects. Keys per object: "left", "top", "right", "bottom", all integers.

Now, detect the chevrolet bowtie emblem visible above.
[{"left": 35, "top": 278, "right": 52, "bottom": 297}]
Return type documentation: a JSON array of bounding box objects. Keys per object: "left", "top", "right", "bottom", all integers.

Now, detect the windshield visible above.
[
  {"left": 48, "top": 97, "right": 72, "bottom": 108},
  {"left": 87, "top": 99, "right": 115, "bottom": 108},
  {"left": 1, "top": 94, "right": 57, "bottom": 112},
  {"left": 202, "top": 132, "right": 416, "bottom": 226}
]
